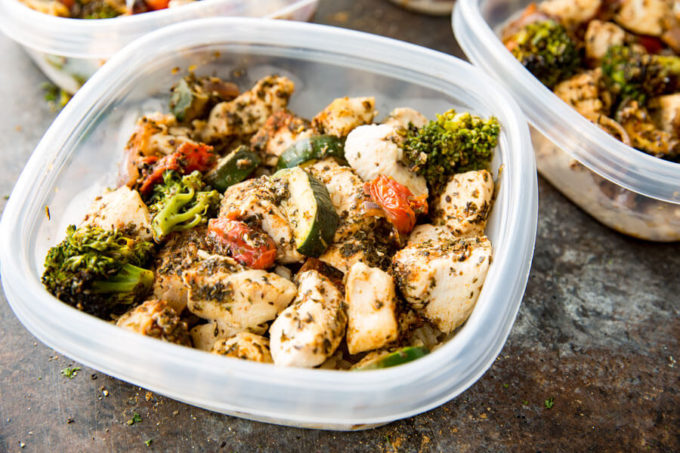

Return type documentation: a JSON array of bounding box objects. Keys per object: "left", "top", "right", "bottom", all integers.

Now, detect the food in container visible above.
[
  {"left": 455, "top": 0, "right": 680, "bottom": 241},
  {"left": 0, "top": 18, "right": 536, "bottom": 429}
]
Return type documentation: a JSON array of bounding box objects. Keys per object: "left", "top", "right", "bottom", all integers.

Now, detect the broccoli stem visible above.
[{"left": 91, "top": 263, "right": 154, "bottom": 295}]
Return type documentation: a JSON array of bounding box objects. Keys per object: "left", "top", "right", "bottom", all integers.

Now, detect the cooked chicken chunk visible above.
[
  {"left": 382, "top": 107, "right": 428, "bottom": 129},
  {"left": 250, "top": 110, "right": 314, "bottom": 166},
  {"left": 185, "top": 264, "right": 297, "bottom": 329},
  {"left": 553, "top": 69, "right": 611, "bottom": 122},
  {"left": 202, "top": 75, "right": 294, "bottom": 141},
  {"left": 345, "top": 124, "right": 428, "bottom": 198},
  {"left": 116, "top": 300, "right": 191, "bottom": 346},
  {"left": 392, "top": 236, "right": 492, "bottom": 334},
  {"left": 211, "top": 332, "right": 273, "bottom": 363},
  {"left": 407, "top": 224, "right": 453, "bottom": 246},
  {"left": 538, "top": 0, "right": 601, "bottom": 27},
  {"left": 584, "top": 20, "right": 626, "bottom": 62},
  {"left": 650, "top": 93, "right": 680, "bottom": 134},
  {"left": 21, "top": 0, "right": 69, "bottom": 16},
  {"left": 345, "top": 262, "right": 398, "bottom": 354},
  {"left": 190, "top": 320, "right": 268, "bottom": 351},
  {"left": 81, "top": 186, "right": 152, "bottom": 241},
  {"left": 219, "top": 176, "right": 302, "bottom": 263},
  {"left": 312, "top": 96, "right": 377, "bottom": 137},
  {"left": 269, "top": 270, "right": 347, "bottom": 367},
  {"left": 615, "top": 0, "right": 670, "bottom": 36},
  {"left": 432, "top": 170, "right": 495, "bottom": 238}
]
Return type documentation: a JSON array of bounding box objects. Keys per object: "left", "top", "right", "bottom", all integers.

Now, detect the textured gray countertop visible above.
[{"left": 1, "top": 1, "right": 678, "bottom": 451}]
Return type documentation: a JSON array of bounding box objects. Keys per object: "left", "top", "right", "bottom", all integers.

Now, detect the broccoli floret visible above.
[
  {"left": 402, "top": 110, "right": 500, "bottom": 191},
  {"left": 509, "top": 19, "right": 581, "bottom": 89},
  {"left": 601, "top": 45, "right": 680, "bottom": 106},
  {"left": 42, "top": 225, "right": 155, "bottom": 318},
  {"left": 149, "top": 170, "right": 220, "bottom": 242}
]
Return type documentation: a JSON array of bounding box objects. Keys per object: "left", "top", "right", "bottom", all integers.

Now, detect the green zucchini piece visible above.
[
  {"left": 353, "top": 346, "right": 430, "bottom": 371},
  {"left": 273, "top": 167, "right": 339, "bottom": 257},
  {"left": 276, "top": 135, "right": 346, "bottom": 170},
  {"left": 205, "top": 146, "right": 260, "bottom": 192}
]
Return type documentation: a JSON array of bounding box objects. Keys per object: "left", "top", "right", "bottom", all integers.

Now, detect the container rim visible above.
[
  {"left": 0, "top": 17, "right": 537, "bottom": 427},
  {"left": 454, "top": 0, "right": 680, "bottom": 205},
  {"left": 0, "top": 0, "right": 318, "bottom": 59}
]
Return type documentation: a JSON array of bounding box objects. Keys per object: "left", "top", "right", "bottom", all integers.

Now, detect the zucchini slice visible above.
[
  {"left": 273, "top": 167, "right": 339, "bottom": 257},
  {"left": 205, "top": 145, "right": 260, "bottom": 192},
  {"left": 276, "top": 135, "right": 346, "bottom": 170},
  {"left": 353, "top": 346, "right": 430, "bottom": 371}
]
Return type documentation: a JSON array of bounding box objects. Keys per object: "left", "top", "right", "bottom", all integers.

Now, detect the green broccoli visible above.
[
  {"left": 601, "top": 45, "right": 680, "bottom": 106},
  {"left": 402, "top": 110, "right": 500, "bottom": 190},
  {"left": 42, "top": 225, "right": 155, "bottom": 318},
  {"left": 508, "top": 19, "right": 581, "bottom": 89},
  {"left": 148, "top": 170, "right": 220, "bottom": 242}
]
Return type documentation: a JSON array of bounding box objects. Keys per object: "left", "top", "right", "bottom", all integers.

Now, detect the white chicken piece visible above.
[
  {"left": 312, "top": 96, "right": 377, "bottom": 137},
  {"left": 382, "top": 107, "right": 428, "bottom": 130},
  {"left": 250, "top": 110, "right": 314, "bottom": 166},
  {"left": 614, "top": 0, "right": 671, "bottom": 36},
  {"left": 345, "top": 262, "right": 398, "bottom": 355},
  {"left": 584, "top": 20, "right": 626, "bottom": 62},
  {"left": 432, "top": 170, "right": 495, "bottom": 238},
  {"left": 392, "top": 236, "right": 493, "bottom": 334},
  {"left": 202, "top": 75, "right": 295, "bottom": 141},
  {"left": 190, "top": 320, "right": 268, "bottom": 351},
  {"left": 538, "top": 0, "right": 601, "bottom": 27},
  {"left": 553, "top": 69, "right": 611, "bottom": 122},
  {"left": 211, "top": 332, "right": 273, "bottom": 363},
  {"left": 20, "top": 0, "right": 69, "bottom": 16},
  {"left": 116, "top": 300, "right": 191, "bottom": 346},
  {"left": 345, "top": 124, "right": 429, "bottom": 198},
  {"left": 650, "top": 93, "right": 680, "bottom": 134},
  {"left": 185, "top": 264, "right": 297, "bottom": 329},
  {"left": 219, "top": 176, "right": 302, "bottom": 263},
  {"left": 406, "top": 224, "right": 453, "bottom": 246},
  {"left": 80, "top": 186, "right": 153, "bottom": 241},
  {"left": 269, "top": 270, "right": 347, "bottom": 367}
]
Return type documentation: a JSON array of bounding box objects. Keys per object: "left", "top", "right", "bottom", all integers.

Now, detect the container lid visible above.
[
  {"left": 454, "top": 0, "right": 680, "bottom": 204},
  {"left": 0, "top": 0, "right": 318, "bottom": 59}
]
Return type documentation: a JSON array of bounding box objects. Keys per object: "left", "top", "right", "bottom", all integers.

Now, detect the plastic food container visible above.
[
  {"left": 454, "top": 0, "right": 680, "bottom": 242},
  {"left": 389, "top": 0, "right": 455, "bottom": 15},
  {"left": 0, "top": 17, "right": 537, "bottom": 429},
  {"left": 0, "top": 0, "right": 318, "bottom": 94}
]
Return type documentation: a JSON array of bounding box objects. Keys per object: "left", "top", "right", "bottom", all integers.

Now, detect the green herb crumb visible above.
[
  {"left": 145, "top": 439, "right": 153, "bottom": 447},
  {"left": 522, "top": 400, "right": 529, "bottom": 406},
  {"left": 41, "top": 82, "right": 71, "bottom": 112},
  {"left": 61, "top": 366, "right": 81, "bottom": 379},
  {"left": 127, "top": 412, "right": 142, "bottom": 426},
  {"left": 503, "top": 383, "right": 509, "bottom": 388},
  {"left": 545, "top": 397, "right": 554, "bottom": 409}
]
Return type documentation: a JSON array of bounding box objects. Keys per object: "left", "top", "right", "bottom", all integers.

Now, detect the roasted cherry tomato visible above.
[
  {"left": 364, "top": 175, "right": 427, "bottom": 235},
  {"left": 145, "top": 0, "right": 170, "bottom": 11},
  {"left": 208, "top": 218, "right": 277, "bottom": 270},
  {"left": 139, "top": 142, "right": 216, "bottom": 196}
]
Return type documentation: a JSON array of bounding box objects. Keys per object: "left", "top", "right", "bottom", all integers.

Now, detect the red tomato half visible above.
[
  {"left": 208, "top": 218, "right": 278, "bottom": 270},
  {"left": 364, "top": 175, "right": 428, "bottom": 235},
  {"left": 139, "top": 142, "right": 216, "bottom": 196}
]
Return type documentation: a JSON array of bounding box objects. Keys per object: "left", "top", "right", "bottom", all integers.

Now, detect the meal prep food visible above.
[
  {"left": 41, "top": 73, "right": 501, "bottom": 370},
  {"left": 503, "top": 0, "right": 680, "bottom": 163},
  {"left": 22, "top": 0, "right": 200, "bottom": 17}
]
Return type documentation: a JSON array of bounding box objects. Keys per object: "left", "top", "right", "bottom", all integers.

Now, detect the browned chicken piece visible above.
[
  {"left": 211, "top": 332, "right": 273, "bottom": 363},
  {"left": 116, "top": 300, "right": 191, "bottom": 346},
  {"left": 81, "top": 186, "right": 153, "bottom": 241},
  {"left": 250, "top": 110, "right": 314, "bottom": 166},
  {"left": 584, "top": 20, "right": 626, "bottom": 62},
  {"left": 553, "top": 69, "right": 612, "bottom": 123},
  {"left": 312, "top": 96, "right": 377, "bottom": 137},
  {"left": 538, "top": 0, "right": 601, "bottom": 28},
  {"left": 614, "top": 0, "right": 671, "bottom": 36}
]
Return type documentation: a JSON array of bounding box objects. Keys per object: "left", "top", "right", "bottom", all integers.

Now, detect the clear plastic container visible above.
[
  {"left": 0, "top": 0, "right": 318, "bottom": 94},
  {"left": 454, "top": 0, "right": 680, "bottom": 242},
  {"left": 388, "top": 0, "right": 455, "bottom": 15},
  {"left": 0, "top": 17, "right": 537, "bottom": 429}
]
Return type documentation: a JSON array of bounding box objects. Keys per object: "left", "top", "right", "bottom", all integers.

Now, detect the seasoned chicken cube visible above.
[
  {"left": 269, "top": 270, "right": 347, "bottom": 367},
  {"left": 319, "top": 230, "right": 394, "bottom": 274},
  {"left": 407, "top": 224, "right": 453, "bottom": 246},
  {"left": 614, "top": 0, "right": 670, "bottom": 36},
  {"left": 116, "top": 300, "right": 191, "bottom": 346},
  {"left": 382, "top": 107, "right": 428, "bottom": 130},
  {"left": 553, "top": 69, "right": 611, "bottom": 122},
  {"left": 190, "top": 320, "right": 267, "bottom": 351},
  {"left": 345, "top": 124, "right": 428, "bottom": 198},
  {"left": 185, "top": 266, "right": 297, "bottom": 329},
  {"left": 152, "top": 227, "right": 216, "bottom": 313},
  {"left": 345, "top": 262, "right": 398, "bottom": 354},
  {"left": 81, "top": 186, "right": 152, "bottom": 241},
  {"left": 202, "top": 75, "right": 294, "bottom": 141},
  {"left": 649, "top": 93, "right": 680, "bottom": 134},
  {"left": 312, "top": 96, "right": 376, "bottom": 137},
  {"left": 538, "top": 0, "right": 601, "bottom": 27},
  {"left": 211, "top": 332, "right": 273, "bottom": 363},
  {"left": 250, "top": 110, "right": 314, "bottom": 166},
  {"left": 584, "top": 20, "right": 626, "bottom": 62},
  {"left": 432, "top": 170, "right": 495, "bottom": 237},
  {"left": 219, "top": 177, "right": 302, "bottom": 263},
  {"left": 392, "top": 236, "right": 492, "bottom": 334}
]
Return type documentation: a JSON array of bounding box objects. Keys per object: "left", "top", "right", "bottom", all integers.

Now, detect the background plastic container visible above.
[
  {"left": 0, "top": 0, "right": 318, "bottom": 94},
  {"left": 0, "top": 17, "right": 537, "bottom": 429},
  {"left": 454, "top": 0, "right": 680, "bottom": 242}
]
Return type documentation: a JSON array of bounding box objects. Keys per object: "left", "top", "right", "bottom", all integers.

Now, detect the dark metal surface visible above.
[{"left": 1, "top": 0, "right": 678, "bottom": 451}]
